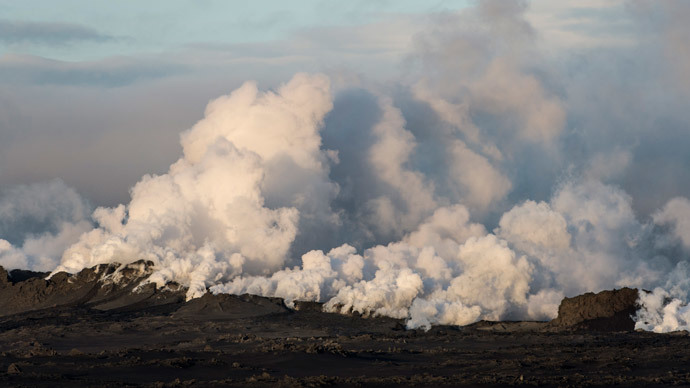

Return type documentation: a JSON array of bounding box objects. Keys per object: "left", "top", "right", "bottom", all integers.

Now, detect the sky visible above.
[
  {"left": 3, "top": 0, "right": 690, "bottom": 331},
  {"left": 0, "top": 0, "right": 635, "bottom": 207},
  {"left": 0, "top": 0, "right": 474, "bottom": 205},
  {"left": 0, "top": 1, "right": 472, "bottom": 61}
]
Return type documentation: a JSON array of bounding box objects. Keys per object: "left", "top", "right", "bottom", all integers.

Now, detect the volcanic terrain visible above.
[{"left": 0, "top": 263, "right": 688, "bottom": 387}]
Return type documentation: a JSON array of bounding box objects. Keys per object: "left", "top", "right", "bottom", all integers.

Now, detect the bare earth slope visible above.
[{"left": 0, "top": 264, "right": 688, "bottom": 387}]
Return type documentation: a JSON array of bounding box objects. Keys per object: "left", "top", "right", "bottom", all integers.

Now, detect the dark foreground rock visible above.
[{"left": 0, "top": 267, "right": 687, "bottom": 387}]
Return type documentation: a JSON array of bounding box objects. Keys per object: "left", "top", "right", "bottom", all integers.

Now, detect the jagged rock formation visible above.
[
  {"left": 547, "top": 287, "right": 640, "bottom": 331},
  {"left": 0, "top": 263, "right": 303, "bottom": 321},
  {"left": 0, "top": 261, "right": 184, "bottom": 317},
  {"left": 0, "top": 263, "right": 644, "bottom": 333}
]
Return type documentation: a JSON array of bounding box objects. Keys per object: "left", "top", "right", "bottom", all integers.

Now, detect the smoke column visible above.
[{"left": 2, "top": 0, "right": 690, "bottom": 331}]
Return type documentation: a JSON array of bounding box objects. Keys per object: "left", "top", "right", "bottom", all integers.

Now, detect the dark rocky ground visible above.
[{"left": 1, "top": 263, "right": 689, "bottom": 387}]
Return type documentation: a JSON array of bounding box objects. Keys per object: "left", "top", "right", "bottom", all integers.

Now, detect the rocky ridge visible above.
[
  {"left": 0, "top": 261, "right": 184, "bottom": 317},
  {"left": 1, "top": 264, "right": 682, "bottom": 387},
  {"left": 0, "top": 263, "right": 643, "bottom": 331}
]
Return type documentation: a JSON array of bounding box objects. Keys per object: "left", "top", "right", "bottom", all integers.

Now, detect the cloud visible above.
[
  {"left": 654, "top": 197, "right": 690, "bottom": 250},
  {"left": 364, "top": 96, "right": 438, "bottom": 239},
  {"left": 526, "top": 0, "right": 634, "bottom": 49},
  {"left": 0, "top": 19, "right": 113, "bottom": 45},
  {"left": 0, "top": 179, "right": 90, "bottom": 245},
  {"left": 0, "top": 179, "right": 92, "bottom": 271},
  {"left": 0, "top": 54, "right": 185, "bottom": 87}
]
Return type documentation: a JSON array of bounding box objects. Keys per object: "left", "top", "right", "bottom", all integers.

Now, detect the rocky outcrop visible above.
[
  {"left": 548, "top": 287, "right": 640, "bottom": 331},
  {"left": 0, "top": 261, "right": 184, "bottom": 317},
  {"left": 0, "top": 262, "right": 295, "bottom": 321},
  {"left": 0, "top": 266, "right": 8, "bottom": 288}
]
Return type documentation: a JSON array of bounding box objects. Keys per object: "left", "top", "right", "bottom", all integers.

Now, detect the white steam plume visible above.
[
  {"left": 54, "top": 73, "right": 335, "bottom": 298},
  {"left": 1, "top": 0, "right": 690, "bottom": 332}
]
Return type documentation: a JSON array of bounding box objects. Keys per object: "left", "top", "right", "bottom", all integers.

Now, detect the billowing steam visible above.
[
  {"left": 3, "top": 0, "right": 690, "bottom": 331},
  {"left": 0, "top": 179, "right": 92, "bottom": 271}
]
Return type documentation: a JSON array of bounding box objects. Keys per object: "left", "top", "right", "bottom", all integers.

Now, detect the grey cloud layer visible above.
[
  {"left": 0, "top": 54, "right": 186, "bottom": 87},
  {"left": 0, "top": 19, "right": 113, "bottom": 45}
]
